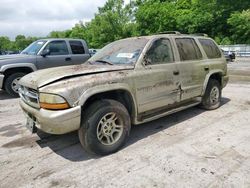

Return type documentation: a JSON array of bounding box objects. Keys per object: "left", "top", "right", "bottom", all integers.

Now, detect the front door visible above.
[
  {"left": 135, "top": 38, "right": 181, "bottom": 114},
  {"left": 36, "top": 40, "right": 72, "bottom": 69}
]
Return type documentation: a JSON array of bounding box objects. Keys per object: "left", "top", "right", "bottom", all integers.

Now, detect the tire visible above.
[
  {"left": 4, "top": 72, "right": 26, "bottom": 97},
  {"left": 200, "top": 79, "right": 221, "bottom": 110},
  {"left": 78, "top": 99, "right": 131, "bottom": 155}
]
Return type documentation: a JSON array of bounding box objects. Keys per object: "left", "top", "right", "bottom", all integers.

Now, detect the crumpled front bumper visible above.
[{"left": 19, "top": 99, "right": 81, "bottom": 134}]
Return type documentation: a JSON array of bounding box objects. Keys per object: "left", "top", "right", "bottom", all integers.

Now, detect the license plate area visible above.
[{"left": 26, "top": 115, "right": 37, "bottom": 133}]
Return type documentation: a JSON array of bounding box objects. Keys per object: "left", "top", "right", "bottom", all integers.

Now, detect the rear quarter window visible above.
[
  {"left": 199, "top": 39, "right": 221, "bottom": 59},
  {"left": 69, "top": 41, "right": 85, "bottom": 54},
  {"left": 175, "top": 38, "right": 202, "bottom": 61}
]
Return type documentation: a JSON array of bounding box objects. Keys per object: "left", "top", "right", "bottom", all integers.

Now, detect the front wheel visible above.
[
  {"left": 78, "top": 99, "right": 131, "bottom": 155},
  {"left": 4, "top": 72, "right": 26, "bottom": 97},
  {"left": 200, "top": 79, "right": 221, "bottom": 110}
]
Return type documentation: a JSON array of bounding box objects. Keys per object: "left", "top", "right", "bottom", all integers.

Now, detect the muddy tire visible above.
[
  {"left": 78, "top": 99, "right": 131, "bottom": 155},
  {"left": 4, "top": 72, "right": 26, "bottom": 97},
  {"left": 200, "top": 79, "right": 221, "bottom": 110}
]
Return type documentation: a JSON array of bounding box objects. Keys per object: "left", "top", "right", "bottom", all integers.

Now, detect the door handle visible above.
[
  {"left": 204, "top": 67, "right": 209, "bottom": 71},
  {"left": 65, "top": 57, "right": 71, "bottom": 61},
  {"left": 173, "top": 70, "right": 179, "bottom": 75}
]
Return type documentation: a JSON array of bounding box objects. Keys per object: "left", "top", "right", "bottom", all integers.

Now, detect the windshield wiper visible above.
[{"left": 94, "top": 60, "right": 113, "bottom": 65}]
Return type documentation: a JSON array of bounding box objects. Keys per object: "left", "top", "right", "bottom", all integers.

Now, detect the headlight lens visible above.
[{"left": 39, "top": 93, "right": 70, "bottom": 110}]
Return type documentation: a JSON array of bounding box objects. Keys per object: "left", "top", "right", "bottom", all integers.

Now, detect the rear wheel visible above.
[
  {"left": 4, "top": 72, "right": 26, "bottom": 97},
  {"left": 78, "top": 99, "right": 131, "bottom": 155},
  {"left": 200, "top": 79, "right": 221, "bottom": 110}
]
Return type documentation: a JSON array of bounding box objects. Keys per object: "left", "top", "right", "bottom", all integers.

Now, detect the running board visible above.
[{"left": 138, "top": 100, "right": 201, "bottom": 124}]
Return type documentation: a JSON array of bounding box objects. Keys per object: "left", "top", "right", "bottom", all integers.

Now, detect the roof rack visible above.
[
  {"left": 158, "top": 31, "right": 181, "bottom": 35},
  {"left": 192, "top": 33, "right": 208, "bottom": 37}
]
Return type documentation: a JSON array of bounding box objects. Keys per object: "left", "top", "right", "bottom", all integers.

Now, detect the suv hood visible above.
[{"left": 19, "top": 64, "right": 134, "bottom": 89}]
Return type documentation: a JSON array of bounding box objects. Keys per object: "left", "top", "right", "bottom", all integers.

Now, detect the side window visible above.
[
  {"left": 44, "top": 41, "right": 69, "bottom": 55},
  {"left": 199, "top": 39, "right": 221, "bottom": 59},
  {"left": 175, "top": 38, "right": 202, "bottom": 61},
  {"left": 146, "top": 38, "right": 174, "bottom": 64},
  {"left": 69, "top": 41, "right": 85, "bottom": 54}
]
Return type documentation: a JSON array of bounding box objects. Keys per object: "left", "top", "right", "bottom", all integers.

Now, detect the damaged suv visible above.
[{"left": 18, "top": 32, "right": 229, "bottom": 155}]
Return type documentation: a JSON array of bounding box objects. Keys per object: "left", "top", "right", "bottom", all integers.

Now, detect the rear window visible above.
[
  {"left": 69, "top": 41, "right": 85, "bottom": 54},
  {"left": 175, "top": 38, "right": 202, "bottom": 61},
  {"left": 199, "top": 39, "right": 221, "bottom": 59}
]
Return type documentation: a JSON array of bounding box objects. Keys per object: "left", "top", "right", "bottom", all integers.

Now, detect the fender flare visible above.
[
  {"left": 201, "top": 69, "right": 223, "bottom": 96},
  {"left": 78, "top": 83, "right": 137, "bottom": 120},
  {"left": 0, "top": 63, "right": 37, "bottom": 73}
]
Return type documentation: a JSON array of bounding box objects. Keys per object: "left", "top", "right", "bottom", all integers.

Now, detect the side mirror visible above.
[{"left": 41, "top": 49, "right": 50, "bottom": 57}]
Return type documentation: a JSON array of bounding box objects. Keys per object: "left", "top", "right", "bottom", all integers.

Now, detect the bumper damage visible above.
[{"left": 19, "top": 99, "right": 81, "bottom": 134}]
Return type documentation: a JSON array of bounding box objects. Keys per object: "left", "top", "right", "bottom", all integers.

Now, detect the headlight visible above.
[{"left": 39, "top": 93, "right": 70, "bottom": 110}]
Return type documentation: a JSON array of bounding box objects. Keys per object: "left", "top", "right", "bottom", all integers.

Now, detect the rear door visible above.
[
  {"left": 174, "top": 37, "right": 209, "bottom": 100},
  {"left": 36, "top": 40, "right": 72, "bottom": 69},
  {"left": 68, "top": 40, "right": 90, "bottom": 64},
  {"left": 135, "top": 38, "right": 181, "bottom": 113}
]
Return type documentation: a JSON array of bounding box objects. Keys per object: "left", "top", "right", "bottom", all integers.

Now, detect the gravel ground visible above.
[{"left": 0, "top": 59, "right": 250, "bottom": 188}]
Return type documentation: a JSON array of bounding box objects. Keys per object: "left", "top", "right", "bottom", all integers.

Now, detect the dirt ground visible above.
[{"left": 0, "top": 59, "right": 250, "bottom": 188}]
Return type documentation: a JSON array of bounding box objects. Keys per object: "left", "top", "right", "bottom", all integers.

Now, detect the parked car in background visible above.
[
  {"left": 222, "top": 49, "right": 236, "bottom": 62},
  {"left": 0, "top": 38, "right": 90, "bottom": 96},
  {"left": 0, "top": 51, "right": 5, "bottom": 55},
  {"left": 18, "top": 32, "right": 228, "bottom": 155}
]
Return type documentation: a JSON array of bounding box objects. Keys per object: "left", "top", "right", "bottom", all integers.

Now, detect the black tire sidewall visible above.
[
  {"left": 4, "top": 72, "right": 26, "bottom": 97},
  {"left": 79, "top": 100, "right": 131, "bottom": 155},
  {"left": 202, "top": 79, "right": 221, "bottom": 110}
]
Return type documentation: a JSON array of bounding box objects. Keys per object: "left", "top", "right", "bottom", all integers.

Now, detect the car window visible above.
[
  {"left": 89, "top": 38, "right": 149, "bottom": 65},
  {"left": 44, "top": 41, "right": 69, "bottom": 55},
  {"left": 199, "top": 39, "right": 221, "bottom": 59},
  {"left": 175, "top": 38, "right": 202, "bottom": 61},
  {"left": 21, "top": 40, "right": 47, "bottom": 55},
  {"left": 146, "top": 38, "right": 174, "bottom": 65},
  {"left": 69, "top": 41, "right": 85, "bottom": 54}
]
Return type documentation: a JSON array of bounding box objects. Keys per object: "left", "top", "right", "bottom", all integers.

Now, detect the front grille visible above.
[{"left": 19, "top": 86, "right": 39, "bottom": 108}]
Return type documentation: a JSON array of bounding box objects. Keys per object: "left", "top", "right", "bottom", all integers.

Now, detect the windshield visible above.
[
  {"left": 21, "top": 40, "right": 47, "bottom": 55},
  {"left": 88, "top": 38, "right": 149, "bottom": 65}
]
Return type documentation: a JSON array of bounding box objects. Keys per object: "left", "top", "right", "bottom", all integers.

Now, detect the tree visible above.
[
  {"left": 228, "top": 9, "right": 250, "bottom": 44},
  {"left": 84, "top": 0, "right": 137, "bottom": 48},
  {"left": 0, "top": 37, "right": 12, "bottom": 50},
  {"left": 135, "top": 0, "right": 250, "bottom": 44}
]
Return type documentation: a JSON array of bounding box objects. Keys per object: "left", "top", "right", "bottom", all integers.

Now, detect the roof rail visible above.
[
  {"left": 158, "top": 31, "right": 181, "bottom": 35},
  {"left": 192, "top": 33, "right": 208, "bottom": 37}
]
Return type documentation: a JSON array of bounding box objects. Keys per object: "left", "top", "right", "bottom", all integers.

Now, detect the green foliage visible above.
[
  {"left": 1, "top": 0, "right": 249, "bottom": 50},
  {"left": 228, "top": 9, "right": 250, "bottom": 44},
  {"left": 83, "top": 0, "right": 138, "bottom": 48},
  {"left": 0, "top": 35, "right": 38, "bottom": 51},
  {"left": 135, "top": 0, "right": 250, "bottom": 44},
  {"left": 0, "top": 37, "right": 12, "bottom": 50}
]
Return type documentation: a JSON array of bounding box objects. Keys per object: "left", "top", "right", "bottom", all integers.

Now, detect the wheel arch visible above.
[
  {"left": 78, "top": 84, "right": 137, "bottom": 124},
  {"left": 202, "top": 70, "right": 223, "bottom": 96},
  {"left": 2, "top": 65, "right": 35, "bottom": 88}
]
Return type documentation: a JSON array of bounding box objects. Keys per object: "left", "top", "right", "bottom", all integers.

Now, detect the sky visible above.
[{"left": 0, "top": 0, "right": 130, "bottom": 40}]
